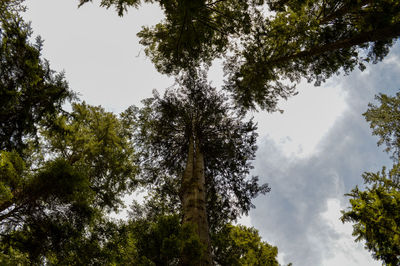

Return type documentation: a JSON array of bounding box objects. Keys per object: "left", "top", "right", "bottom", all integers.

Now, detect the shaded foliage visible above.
[
  {"left": 120, "top": 215, "right": 204, "bottom": 265},
  {"left": 79, "top": 0, "right": 259, "bottom": 74},
  {"left": 226, "top": 0, "right": 400, "bottom": 109},
  {"left": 0, "top": 11, "right": 73, "bottom": 153},
  {"left": 0, "top": 102, "right": 137, "bottom": 263},
  {"left": 125, "top": 71, "right": 270, "bottom": 232},
  {"left": 42, "top": 102, "right": 138, "bottom": 212},
  {"left": 136, "top": 0, "right": 257, "bottom": 75},
  {"left": 79, "top": 0, "right": 400, "bottom": 111},
  {"left": 92, "top": 210, "right": 280, "bottom": 266}
]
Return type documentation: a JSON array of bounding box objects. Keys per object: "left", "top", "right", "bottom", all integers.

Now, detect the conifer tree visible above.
[
  {"left": 342, "top": 93, "right": 400, "bottom": 265},
  {"left": 0, "top": 4, "right": 137, "bottom": 262},
  {"left": 126, "top": 70, "right": 269, "bottom": 264},
  {"left": 80, "top": 0, "right": 400, "bottom": 110}
]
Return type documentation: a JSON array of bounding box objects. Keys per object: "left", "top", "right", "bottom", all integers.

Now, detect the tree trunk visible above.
[{"left": 181, "top": 135, "right": 212, "bottom": 265}]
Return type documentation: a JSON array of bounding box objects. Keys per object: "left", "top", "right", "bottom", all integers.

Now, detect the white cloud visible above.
[
  {"left": 24, "top": 0, "right": 172, "bottom": 113},
  {"left": 321, "top": 199, "right": 380, "bottom": 266},
  {"left": 236, "top": 215, "right": 253, "bottom": 228},
  {"left": 255, "top": 81, "right": 348, "bottom": 158},
  {"left": 250, "top": 47, "right": 400, "bottom": 266}
]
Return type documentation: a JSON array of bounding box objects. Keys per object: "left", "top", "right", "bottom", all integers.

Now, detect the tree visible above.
[
  {"left": 42, "top": 102, "right": 137, "bottom": 212},
  {"left": 105, "top": 192, "right": 282, "bottom": 266},
  {"left": 0, "top": 102, "right": 137, "bottom": 263},
  {"left": 114, "top": 214, "right": 204, "bottom": 265},
  {"left": 341, "top": 93, "right": 400, "bottom": 265},
  {"left": 119, "top": 216, "right": 281, "bottom": 266},
  {"left": 78, "top": 0, "right": 257, "bottom": 74},
  {"left": 225, "top": 0, "right": 400, "bottom": 109},
  {"left": 126, "top": 70, "right": 269, "bottom": 264},
  {"left": 363, "top": 93, "right": 400, "bottom": 161},
  {"left": 64, "top": 210, "right": 282, "bottom": 266},
  {"left": 78, "top": 0, "right": 400, "bottom": 110},
  {"left": 212, "top": 223, "right": 279, "bottom": 266},
  {"left": 0, "top": 0, "right": 25, "bottom": 19},
  {"left": 0, "top": 6, "right": 73, "bottom": 152}
]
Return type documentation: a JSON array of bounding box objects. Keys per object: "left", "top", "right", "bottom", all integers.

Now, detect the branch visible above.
[
  {"left": 267, "top": 22, "right": 400, "bottom": 66},
  {"left": 197, "top": 17, "right": 225, "bottom": 35},
  {"left": 206, "top": 0, "right": 227, "bottom": 7},
  {"left": 319, "top": 0, "right": 375, "bottom": 24},
  {"left": 202, "top": 5, "right": 243, "bottom": 26}
]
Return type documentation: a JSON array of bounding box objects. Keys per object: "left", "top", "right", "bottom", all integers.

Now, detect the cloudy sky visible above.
[{"left": 23, "top": 1, "right": 399, "bottom": 265}]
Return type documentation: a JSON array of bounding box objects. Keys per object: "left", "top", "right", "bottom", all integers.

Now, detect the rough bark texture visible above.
[{"left": 181, "top": 135, "right": 212, "bottom": 265}]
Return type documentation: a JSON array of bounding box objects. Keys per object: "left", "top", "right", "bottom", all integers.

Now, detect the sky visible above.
[{"left": 23, "top": 1, "right": 399, "bottom": 265}]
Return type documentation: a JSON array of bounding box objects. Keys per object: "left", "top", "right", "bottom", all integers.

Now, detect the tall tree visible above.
[
  {"left": 341, "top": 93, "right": 400, "bottom": 266},
  {"left": 0, "top": 102, "right": 137, "bottom": 263},
  {"left": 79, "top": 0, "right": 400, "bottom": 110},
  {"left": 0, "top": 5, "right": 73, "bottom": 153},
  {"left": 0, "top": 4, "right": 139, "bottom": 262},
  {"left": 126, "top": 71, "right": 269, "bottom": 264}
]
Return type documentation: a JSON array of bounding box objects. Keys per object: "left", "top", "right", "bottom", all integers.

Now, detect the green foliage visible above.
[
  {"left": 226, "top": 0, "right": 400, "bottom": 110},
  {"left": 84, "top": 214, "right": 204, "bottom": 265},
  {"left": 341, "top": 167, "right": 400, "bottom": 265},
  {"left": 1, "top": 102, "right": 137, "bottom": 262},
  {"left": 0, "top": 151, "right": 25, "bottom": 206},
  {"left": 101, "top": 214, "right": 280, "bottom": 266},
  {"left": 43, "top": 102, "right": 138, "bottom": 212},
  {"left": 213, "top": 224, "right": 279, "bottom": 266},
  {"left": 0, "top": 157, "right": 96, "bottom": 264},
  {"left": 0, "top": 4, "right": 140, "bottom": 263},
  {"left": 364, "top": 92, "right": 400, "bottom": 160},
  {"left": 79, "top": 0, "right": 400, "bottom": 111},
  {"left": 79, "top": 0, "right": 258, "bottom": 73},
  {"left": 136, "top": 0, "right": 256, "bottom": 74},
  {"left": 0, "top": 0, "right": 26, "bottom": 21},
  {"left": 341, "top": 93, "right": 400, "bottom": 265},
  {"left": 125, "top": 70, "right": 269, "bottom": 231},
  {"left": 0, "top": 242, "right": 29, "bottom": 266},
  {"left": 0, "top": 11, "right": 73, "bottom": 152},
  {"left": 127, "top": 215, "right": 204, "bottom": 265}
]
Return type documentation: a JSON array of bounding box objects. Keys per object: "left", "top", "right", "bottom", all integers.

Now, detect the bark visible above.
[{"left": 181, "top": 134, "right": 212, "bottom": 265}]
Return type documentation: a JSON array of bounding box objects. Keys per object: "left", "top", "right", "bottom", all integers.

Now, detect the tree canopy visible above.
[
  {"left": 7, "top": 0, "right": 400, "bottom": 264},
  {"left": 0, "top": 6, "right": 73, "bottom": 152},
  {"left": 127, "top": 71, "right": 269, "bottom": 231},
  {"left": 122, "top": 69, "right": 271, "bottom": 263},
  {"left": 225, "top": 0, "right": 400, "bottom": 109},
  {"left": 212, "top": 223, "right": 279, "bottom": 266},
  {"left": 0, "top": 3, "right": 279, "bottom": 264},
  {"left": 0, "top": 10, "right": 138, "bottom": 258},
  {"left": 79, "top": 0, "right": 400, "bottom": 110},
  {"left": 0, "top": 102, "right": 138, "bottom": 263},
  {"left": 341, "top": 93, "right": 400, "bottom": 266}
]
